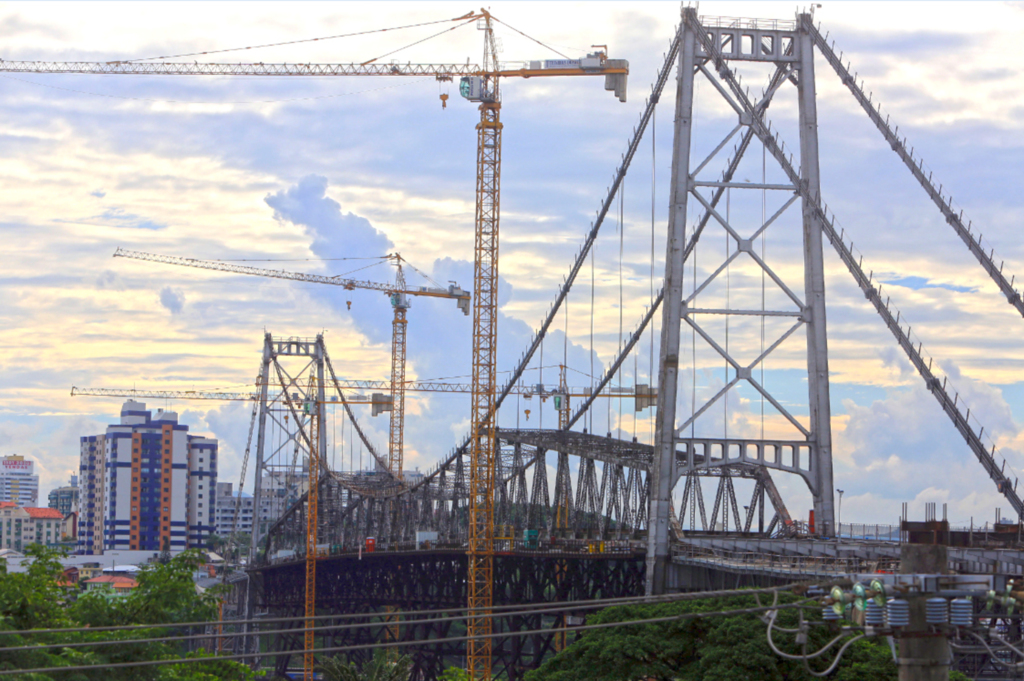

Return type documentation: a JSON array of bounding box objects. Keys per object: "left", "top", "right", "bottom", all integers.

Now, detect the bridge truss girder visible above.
[{"left": 254, "top": 551, "right": 645, "bottom": 681}]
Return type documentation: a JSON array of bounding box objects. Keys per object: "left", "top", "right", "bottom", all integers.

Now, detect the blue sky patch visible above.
[{"left": 880, "top": 275, "right": 976, "bottom": 294}]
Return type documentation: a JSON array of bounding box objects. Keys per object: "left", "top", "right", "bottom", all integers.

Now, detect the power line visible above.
[
  {"left": 0, "top": 583, "right": 804, "bottom": 638},
  {"left": 0, "top": 584, "right": 807, "bottom": 656},
  {"left": 0, "top": 599, "right": 817, "bottom": 677}
]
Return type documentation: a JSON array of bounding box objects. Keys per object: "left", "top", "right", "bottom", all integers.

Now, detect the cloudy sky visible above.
[{"left": 2, "top": 1, "right": 1023, "bottom": 528}]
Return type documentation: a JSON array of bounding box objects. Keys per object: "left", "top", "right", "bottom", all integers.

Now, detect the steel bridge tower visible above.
[{"left": 649, "top": 9, "right": 835, "bottom": 593}]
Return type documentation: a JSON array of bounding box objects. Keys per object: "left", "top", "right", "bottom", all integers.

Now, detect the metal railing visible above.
[{"left": 672, "top": 543, "right": 899, "bottom": 575}]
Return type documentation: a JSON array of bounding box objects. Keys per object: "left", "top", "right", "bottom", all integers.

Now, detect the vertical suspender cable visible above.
[
  {"left": 618, "top": 177, "right": 625, "bottom": 440},
  {"left": 761, "top": 139, "right": 766, "bottom": 438},
  {"left": 590, "top": 243, "right": 596, "bottom": 434},
  {"left": 650, "top": 106, "right": 657, "bottom": 445},
  {"left": 724, "top": 187, "right": 730, "bottom": 441}
]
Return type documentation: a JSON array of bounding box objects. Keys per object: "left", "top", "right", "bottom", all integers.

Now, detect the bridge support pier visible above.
[
  {"left": 796, "top": 13, "right": 836, "bottom": 538},
  {"left": 647, "top": 10, "right": 697, "bottom": 596}
]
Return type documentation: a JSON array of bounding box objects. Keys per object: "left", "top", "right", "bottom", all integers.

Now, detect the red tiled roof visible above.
[
  {"left": 23, "top": 507, "right": 64, "bottom": 519},
  {"left": 85, "top": 575, "right": 138, "bottom": 588},
  {"left": 0, "top": 502, "right": 15, "bottom": 509}
]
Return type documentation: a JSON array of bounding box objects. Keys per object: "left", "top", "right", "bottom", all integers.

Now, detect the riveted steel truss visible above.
[
  {"left": 260, "top": 426, "right": 794, "bottom": 569},
  {"left": 252, "top": 550, "right": 644, "bottom": 681}
]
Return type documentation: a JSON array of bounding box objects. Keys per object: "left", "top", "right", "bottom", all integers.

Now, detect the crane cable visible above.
[
  {"left": 490, "top": 17, "right": 572, "bottom": 60},
  {"left": 360, "top": 16, "right": 478, "bottom": 66},
  {"left": 125, "top": 15, "right": 481, "bottom": 63}
]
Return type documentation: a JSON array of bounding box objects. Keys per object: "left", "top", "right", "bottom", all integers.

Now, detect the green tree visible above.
[
  {"left": 0, "top": 544, "right": 70, "bottom": 630},
  {"left": 316, "top": 650, "right": 412, "bottom": 681},
  {"left": 72, "top": 549, "right": 219, "bottom": 628},
  {"left": 0, "top": 549, "right": 258, "bottom": 681},
  {"left": 525, "top": 594, "right": 900, "bottom": 681}
]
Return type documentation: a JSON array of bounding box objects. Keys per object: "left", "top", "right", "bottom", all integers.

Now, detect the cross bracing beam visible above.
[
  {"left": 684, "top": 10, "right": 1024, "bottom": 516},
  {"left": 807, "top": 24, "right": 1024, "bottom": 318},
  {"left": 566, "top": 58, "right": 794, "bottom": 430}
]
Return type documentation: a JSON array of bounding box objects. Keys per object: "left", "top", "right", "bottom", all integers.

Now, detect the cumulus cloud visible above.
[
  {"left": 832, "top": 362, "right": 1024, "bottom": 523},
  {"left": 159, "top": 286, "right": 185, "bottom": 314},
  {"left": 262, "top": 175, "right": 609, "bottom": 462},
  {"left": 94, "top": 270, "right": 121, "bottom": 290}
]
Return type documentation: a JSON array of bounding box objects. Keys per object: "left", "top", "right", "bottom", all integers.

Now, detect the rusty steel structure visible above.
[{"left": 253, "top": 549, "right": 645, "bottom": 680}]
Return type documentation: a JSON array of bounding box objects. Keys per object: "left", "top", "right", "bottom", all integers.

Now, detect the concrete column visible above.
[
  {"left": 646, "top": 13, "right": 696, "bottom": 596},
  {"left": 899, "top": 543, "right": 950, "bottom": 681},
  {"left": 796, "top": 14, "right": 835, "bottom": 536}
]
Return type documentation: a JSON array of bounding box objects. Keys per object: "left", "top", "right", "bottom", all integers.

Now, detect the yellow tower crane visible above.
[
  {"left": 301, "top": 377, "right": 320, "bottom": 681},
  {"left": 112, "top": 247, "right": 470, "bottom": 478},
  {"left": 12, "top": 15, "right": 630, "bottom": 675}
]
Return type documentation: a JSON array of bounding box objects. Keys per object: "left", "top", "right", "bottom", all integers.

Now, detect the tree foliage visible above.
[
  {"left": 525, "top": 594, "right": 901, "bottom": 681},
  {"left": 0, "top": 547, "right": 258, "bottom": 681},
  {"left": 316, "top": 650, "right": 412, "bottom": 681}
]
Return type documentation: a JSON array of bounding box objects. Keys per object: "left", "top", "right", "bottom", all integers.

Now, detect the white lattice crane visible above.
[
  {"left": 8, "top": 14, "right": 629, "bottom": 676},
  {"left": 113, "top": 247, "right": 469, "bottom": 478}
]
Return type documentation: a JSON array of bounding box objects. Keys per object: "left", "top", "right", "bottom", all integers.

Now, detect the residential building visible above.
[
  {"left": 256, "top": 470, "right": 308, "bottom": 539},
  {"left": 214, "top": 482, "right": 254, "bottom": 537},
  {"left": 0, "top": 505, "right": 65, "bottom": 551},
  {"left": 47, "top": 474, "right": 80, "bottom": 517},
  {"left": 0, "top": 455, "right": 39, "bottom": 506},
  {"left": 61, "top": 511, "right": 78, "bottom": 542},
  {"left": 77, "top": 400, "right": 217, "bottom": 555},
  {"left": 84, "top": 575, "right": 138, "bottom": 594}
]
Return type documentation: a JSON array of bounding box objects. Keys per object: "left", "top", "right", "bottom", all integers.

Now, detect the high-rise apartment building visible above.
[
  {"left": 214, "top": 482, "right": 254, "bottom": 537},
  {"left": 47, "top": 474, "right": 80, "bottom": 517},
  {"left": 0, "top": 455, "right": 39, "bottom": 506},
  {"left": 78, "top": 400, "right": 217, "bottom": 555}
]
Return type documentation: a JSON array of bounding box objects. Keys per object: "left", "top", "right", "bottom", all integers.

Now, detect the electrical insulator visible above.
[
  {"left": 822, "top": 606, "right": 841, "bottom": 621},
  {"left": 865, "top": 600, "right": 884, "bottom": 626},
  {"left": 829, "top": 585, "right": 848, "bottom": 617},
  {"left": 852, "top": 582, "right": 868, "bottom": 612},
  {"left": 887, "top": 599, "right": 910, "bottom": 628},
  {"left": 926, "top": 598, "right": 949, "bottom": 625},
  {"left": 950, "top": 598, "right": 973, "bottom": 627}
]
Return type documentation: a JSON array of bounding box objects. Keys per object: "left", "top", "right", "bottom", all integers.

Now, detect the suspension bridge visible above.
[{"left": 54, "top": 6, "right": 1024, "bottom": 680}]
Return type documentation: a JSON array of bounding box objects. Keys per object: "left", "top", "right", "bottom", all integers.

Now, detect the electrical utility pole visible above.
[{"left": 899, "top": 542, "right": 950, "bottom": 681}]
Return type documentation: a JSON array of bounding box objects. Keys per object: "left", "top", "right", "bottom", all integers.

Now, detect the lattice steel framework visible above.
[
  {"left": 648, "top": 9, "right": 835, "bottom": 595},
  {"left": 644, "top": 7, "right": 1024, "bottom": 593},
  {"left": 254, "top": 550, "right": 645, "bottom": 681},
  {"left": 467, "top": 13, "right": 503, "bottom": 677}
]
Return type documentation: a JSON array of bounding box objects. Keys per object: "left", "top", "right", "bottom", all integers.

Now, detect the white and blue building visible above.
[{"left": 78, "top": 400, "right": 217, "bottom": 555}]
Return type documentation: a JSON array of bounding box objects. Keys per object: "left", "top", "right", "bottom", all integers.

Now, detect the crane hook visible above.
[
  {"left": 346, "top": 300, "right": 352, "bottom": 310},
  {"left": 439, "top": 93, "right": 449, "bottom": 109},
  {"left": 524, "top": 408, "right": 531, "bottom": 421}
]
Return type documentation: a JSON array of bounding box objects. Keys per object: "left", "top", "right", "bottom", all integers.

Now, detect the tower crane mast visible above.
[{"left": 17, "top": 16, "right": 630, "bottom": 677}]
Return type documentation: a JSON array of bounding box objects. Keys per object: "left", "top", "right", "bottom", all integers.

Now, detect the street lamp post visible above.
[{"left": 836, "top": 488, "right": 845, "bottom": 540}]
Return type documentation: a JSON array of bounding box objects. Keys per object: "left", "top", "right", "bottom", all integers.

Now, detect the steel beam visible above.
[
  {"left": 796, "top": 14, "right": 835, "bottom": 536},
  {"left": 648, "top": 15, "right": 696, "bottom": 596}
]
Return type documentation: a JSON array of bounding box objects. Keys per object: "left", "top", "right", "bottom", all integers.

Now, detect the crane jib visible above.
[{"left": 0, "top": 60, "right": 627, "bottom": 79}]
